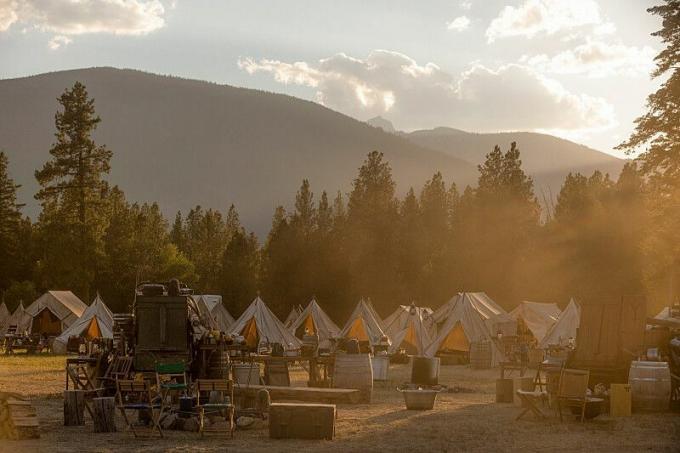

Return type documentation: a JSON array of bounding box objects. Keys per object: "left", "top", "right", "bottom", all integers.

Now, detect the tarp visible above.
[
  {"left": 52, "top": 293, "right": 114, "bottom": 353},
  {"left": 228, "top": 296, "right": 301, "bottom": 349},
  {"left": 382, "top": 303, "right": 434, "bottom": 355},
  {"left": 433, "top": 292, "right": 515, "bottom": 336},
  {"left": 339, "top": 299, "right": 388, "bottom": 348},
  {"left": 4, "top": 303, "right": 32, "bottom": 335},
  {"left": 289, "top": 298, "right": 340, "bottom": 349},
  {"left": 509, "top": 301, "right": 561, "bottom": 342},
  {"left": 0, "top": 302, "right": 9, "bottom": 335},
  {"left": 194, "top": 295, "right": 235, "bottom": 332},
  {"left": 539, "top": 298, "right": 581, "bottom": 348},
  {"left": 284, "top": 305, "right": 303, "bottom": 329},
  {"left": 25, "top": 291, "right": 87, "bottom": 334},
  {"left": 425, "top": 294, "right": 506, "bottom": 366}
]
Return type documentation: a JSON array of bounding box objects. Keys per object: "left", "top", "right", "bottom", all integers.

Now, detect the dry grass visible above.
[{"left": 0, "top": 355, "right": 678, "bottom": 453}]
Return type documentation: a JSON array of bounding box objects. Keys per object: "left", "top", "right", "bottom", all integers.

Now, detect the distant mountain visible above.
[
  {"left": 366, "top": 116, "right": 396, "bottom": 133},
  {"left": 0, "top": 68, "right": 476, "bottom": 236},
  {"left": 405, "top": 127, "right": 624, "bottom": 200}
]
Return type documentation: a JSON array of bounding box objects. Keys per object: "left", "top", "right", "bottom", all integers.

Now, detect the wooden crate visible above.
[
  {"left": 269, "top": 403, "right": 335, "bottom": 440},
  {"left": 0, "top": 397, "right": 40, "bottom": 440}
]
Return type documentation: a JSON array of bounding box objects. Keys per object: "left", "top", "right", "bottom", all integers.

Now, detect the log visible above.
[
  {"left": 63, "top": 390, "right": 85, "bottom": 426},
  {"left": 92, "top": 397, "right": 116, "bottom": 433}
]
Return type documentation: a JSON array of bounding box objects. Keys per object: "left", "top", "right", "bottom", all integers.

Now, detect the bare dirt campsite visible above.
[{"left": 0, "top": 355, "right": 677, "bottom": 453}]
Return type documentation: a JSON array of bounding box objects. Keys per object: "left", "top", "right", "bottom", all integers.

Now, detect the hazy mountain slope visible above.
[
  {"left": 0, "top": 68, "right": 476, "bottom": 236},
  {"left": 406, "top": 127, "right": 625, "bottom": 199}
]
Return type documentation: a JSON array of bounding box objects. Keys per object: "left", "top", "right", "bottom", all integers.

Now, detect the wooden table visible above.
[{"left": 241, "top": 355, "right": 334, "bottom": 387}]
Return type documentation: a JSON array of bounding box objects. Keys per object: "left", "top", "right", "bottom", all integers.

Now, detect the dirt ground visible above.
[{"left": 0, "top": 355, "right": 678, "bottom": 453}]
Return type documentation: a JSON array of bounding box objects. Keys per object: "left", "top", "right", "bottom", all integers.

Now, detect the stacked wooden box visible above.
[{"left": 0, "top": 394, "right": 40, "bottom": 440}]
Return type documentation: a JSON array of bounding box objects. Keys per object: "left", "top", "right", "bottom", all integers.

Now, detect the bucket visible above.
[
  {"left": 333, "top": 354, "right": 373, "bottom": 402},
  {"left": 610, "top": 383, "right": 631, "bottom": 417},
  {"left": 629, "top": 361, "right": 671, "bottom": 411},
  {"left": 400, "top": 389, "right": 438, "bottom": 410},
  {"left": 411, "top": 356, "right": 440, "bottom": 386},
  {"left": 233, "top": 362, "right": 262, "bottom": 386},
  {"left": 372, "top": 355, "right": 389, "bottom": 381}
]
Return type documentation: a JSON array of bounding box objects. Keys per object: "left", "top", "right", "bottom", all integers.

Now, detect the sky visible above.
[{"left": 0, "top": 0, "right": 664, "bottom": 157}]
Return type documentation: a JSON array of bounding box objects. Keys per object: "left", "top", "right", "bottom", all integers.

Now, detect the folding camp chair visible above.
[
  {"left": 556, "top": 368, "right": 601, "bottom": 422},
  {"left": 194, "top": 379, "right": 235, "bottom": 438},
  {"left": 515, "top": 390, "right": 549, "bottom": 420},
  {"left": 155, "top": 362, "right": 189, "bottom": 405},
  {"left": 115, "top": 379, "right": 163, "bottom": 437},
  {"left": 97, "top": 355, "right": 133, "bottom": 394}
]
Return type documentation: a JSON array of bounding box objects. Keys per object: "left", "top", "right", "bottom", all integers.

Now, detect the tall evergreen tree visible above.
[
  {"left": 0, "top": 151, "right": 25, "bottom": 293},
  {"left": 34, "top": 82, "right": 112, "bottom": 300}
]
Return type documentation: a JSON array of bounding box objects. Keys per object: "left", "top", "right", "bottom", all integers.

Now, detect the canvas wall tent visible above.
[
  {"left": 52, "top": 294, "right": 114, "bottom": 353},
  {"left": 228, "top": 296, "right": 301, "bottom": 349},
  {"left": 0, "top": 302, "right": 9, "bottom": 335},
  {"left": 433, "top": 292, "right": 515, "bottom": 336},
  {"left": 539, "top": 299, "right": 581, "bottom": 348},
  {"left": 284, "top": 305, "right": 303, "bottom": 329},
  {"left": 364, "top": 299, "right": 385, "bottom": 329},
  {"left": 289, "top": 298, "right": 340, "bottom": 349},
  {"left": 425, "top": 294, "right": 506, "bottom": 366},
  {"left": 25, "top": 291, "right": 87, "bottom": 335},
  {"left": 4, "top": 303, "right": 32, "bottom": 335},
  {"left": 339, "top": 299, "right": 389, "bottom": 348},
  {"left": 509, "top": 301, "right": 561, "bottom": 343},
  {"left": 194, "top": 295, "right": 235, "bottom": 332},
  {"left": 383, "top": 303, "right": 435, "bottom": 355}
]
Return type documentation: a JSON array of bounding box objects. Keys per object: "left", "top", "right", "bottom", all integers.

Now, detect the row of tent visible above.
[{"left": 0, "top": 290, "right": 584, "bottom": 362}]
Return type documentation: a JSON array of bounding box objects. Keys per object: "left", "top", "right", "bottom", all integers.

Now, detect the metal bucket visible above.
[
  {"left": 411, "top": 356, "right": 440, "bottom": 386},
  {"left": 233, "top": 362, "right": 261, "bottom": 385},
  {"left": 372, "top": 355, "right": 389, "bottom": 381},
  {"left": 400, "top": 389, "right": 438, "bottom": 410}
]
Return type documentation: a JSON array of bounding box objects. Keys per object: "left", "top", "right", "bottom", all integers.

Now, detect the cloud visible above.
[
  {"left": 47, "top": 34, "right": 71, "bottom": 49},
  {"left": 0, "top": 0, "right": 166, "bottom": 42},
  {"left": 459, "top": 1, "right": 472, "bottom": 11},
  {"left": 238, "top": 50, "right": 615, "bottom": 134},
  {"left": 486, "top": 0, "right": 602, "bottom": 43},
  {"left": 522, "top": 40, "right": 656, "bottom": 77},
  {"left": 447, "top": 16, "right": 470, "bottom": 32}
]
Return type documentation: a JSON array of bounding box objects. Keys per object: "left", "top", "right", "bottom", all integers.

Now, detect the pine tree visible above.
[
  {"left": 34, "top": 82, "right": 112, "bottom": 300},
  {"left": 220, "top": 229, "right": 260, "bottom": 315},
  {"left": 0, "top": 151, "right": 25, "bottom": 292},
  {"left": 170, "top": 211, "right": 186, "bottom": 251}
]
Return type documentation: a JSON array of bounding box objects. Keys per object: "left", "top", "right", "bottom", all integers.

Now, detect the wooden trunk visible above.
[
  {"left": 92, "top": 397, "right": 117, "bottom": 432},
  {"left": 333, "top": 354, "right": 372, "bottom": 403},
  {"left": 63, "top": 390, "right": 85, "bottom": 426},
  {"left": 269, "top": 403, "right": 335, "bottom": 440}
]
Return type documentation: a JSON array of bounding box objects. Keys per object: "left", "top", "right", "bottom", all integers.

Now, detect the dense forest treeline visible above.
[{"left": 0, "top": 2, "right": 678, "bottom": 321}]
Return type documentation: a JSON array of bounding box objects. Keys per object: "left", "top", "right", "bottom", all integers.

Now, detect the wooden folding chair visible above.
[
  {"left": 556, "top": 368, "right": 592, "bottom": 422},
  {"left": 97, "top": 355, "right": 133, "bottom": 392},
  {"left": 515, "top": 390, "right": 549, "bottom": 420},
  {"left": 194, "top": 379, "right": 235, "bottom": 438},
  {"left": 155, "top": 362, "right": 189, "bottom": 405},
  {"left": 115, "top": 379, "right": 163, "bottom": 437}
]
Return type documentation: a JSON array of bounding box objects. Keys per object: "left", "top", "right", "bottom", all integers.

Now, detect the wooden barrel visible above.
[
  {"left": 470, "top": 341, "right": 492, "bottom": 369},
  {"left": 207, "top": 348, "right": 230, "bottom": 379},
  {"left": 333, "top": 354, "right": 373, "bottom": 403},
  {"left": 629, "top": 361, "right": 671, "bottom": 411}
]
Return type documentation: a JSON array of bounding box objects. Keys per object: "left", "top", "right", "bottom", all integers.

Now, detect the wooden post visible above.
[
  {"left": 63, "top": 390, "right": 85, "bottom": 426},
  {"left": 92, "top": 397, "right": 116, "bottom": 433}
]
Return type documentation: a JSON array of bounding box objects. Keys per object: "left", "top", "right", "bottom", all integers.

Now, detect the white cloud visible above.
[
  {"left": 459, "top": 1, "right": 472, "bottom": 11},
  {"left": 447, "top": 16, "right": 470, "bottom": 32},
  {"left": 486, "top": 0, "right": 602, "bottom": 43},
  {"left": 1, "top": 0, "right": 166, "bottom": 41},
  {"left": 523, "top": 40, "right": 656, "bottom": 77},
  {"left": 238, "top": 50, "right": 615, "bottom": 134},
  {"left": 47, "top": 34, "right": 71, "bottom": 49}
]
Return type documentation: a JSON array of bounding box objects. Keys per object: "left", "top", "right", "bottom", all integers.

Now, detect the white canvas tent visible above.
[
  {"left": 510, "top": 301, "right": 561, "bottom": 343},
  {"left": 194, "top": 295, "right": 235, "bottom": 332},
  {"left": 425, "top": 294, "right": 506, "bottom": 366},
  {"left": 289, "top": 298, "right": 340, "bottom": 349},
  {"left": 433, "top": 292, "right": 515, "bottom": 336},
  {"left": 52, "top": 294, "right": 114, "bottom": 353},
  {"left": 5, "top": 303, "right": 32, "bottom": 335},
  {"left": 539, "top": 299, "right": 581, "bottom": 348},
  {"left": 339, "top": 299, "right": 388, "bottom": 348},
  {"left": 383, "top": 303, "right": 435, "bottom": 355},
  {"left": 284, "top": 305, "right": 303, "bottom": 329},
  {"left": 228, "top": 296, "right": 301, "bottom": 349},
  {"left": 26, "top": 291, "right": 87, "bottom": 335},
  {"left": 0, "top": 302, "right": 9, "bottom": 335}
]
